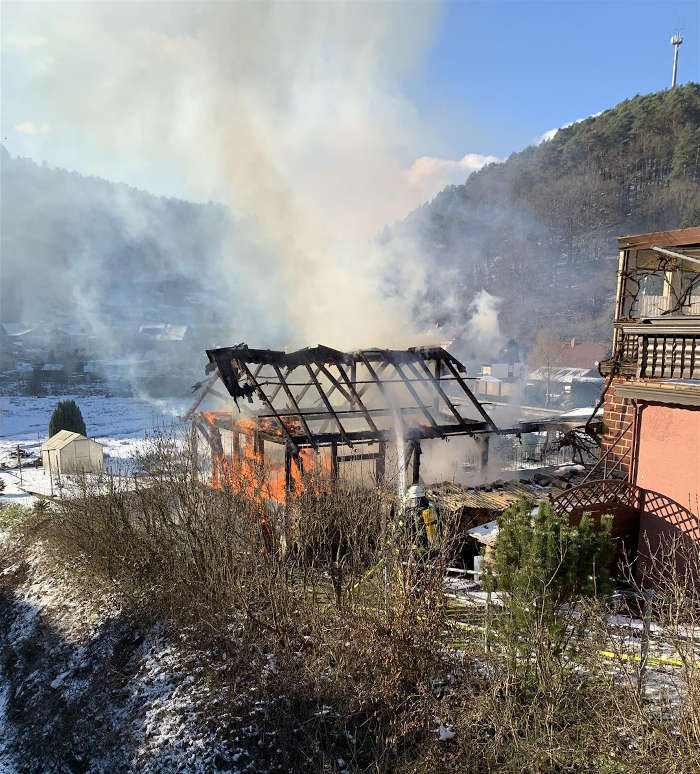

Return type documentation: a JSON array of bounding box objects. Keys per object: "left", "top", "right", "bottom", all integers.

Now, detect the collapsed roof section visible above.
[{"left": 204, "top": 343, "right": 497, "bottom": 454}]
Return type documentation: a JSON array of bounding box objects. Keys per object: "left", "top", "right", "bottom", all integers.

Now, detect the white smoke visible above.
[
  {"left": 464, "top": 289, "right": 504, "bottom": 357},
  {"left": 3, "top": 1, "right": 457, "bottom": 351}
]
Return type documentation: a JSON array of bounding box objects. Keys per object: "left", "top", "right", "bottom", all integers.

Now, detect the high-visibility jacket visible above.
[{"left": 421, "top": 505, "right": 439, "bottom": 546}]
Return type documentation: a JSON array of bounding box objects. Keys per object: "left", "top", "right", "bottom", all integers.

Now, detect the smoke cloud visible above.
[
  {"left": 3, "top": 1, "right": 477, "bottom": 351},
  {"left": 464, "top": 290, "right": 504, "bottom": 357}
]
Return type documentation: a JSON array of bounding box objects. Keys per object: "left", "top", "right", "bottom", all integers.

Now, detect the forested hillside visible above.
[
  {"left": 2, "top": 86, "right": 698, "bottom": 360},
  {"left": 0, "top": 146, "right": 232, "bottom": 326},
  {"left": 387, "top": 84, "right": 700, "bottom": 349}
]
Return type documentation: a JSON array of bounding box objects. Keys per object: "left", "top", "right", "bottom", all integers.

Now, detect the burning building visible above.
[{"left": 190, "top": 344, "right": 497, "bottom": 505}]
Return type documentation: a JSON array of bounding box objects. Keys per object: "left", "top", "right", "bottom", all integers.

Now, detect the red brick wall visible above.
[{"left": 600, "top": 376, "right": 637, "bottom": 477}]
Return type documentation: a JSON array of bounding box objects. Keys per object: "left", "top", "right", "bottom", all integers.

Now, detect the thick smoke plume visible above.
[
  {"left": 464, "top": 290, "right": 504, "bottom": 358},
  {"left": 3, "top": 1, "right": 466, "bottom": 351}
]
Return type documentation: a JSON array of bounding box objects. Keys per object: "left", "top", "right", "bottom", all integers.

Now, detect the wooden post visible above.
[
  {"left": 284, "top": 444, "right": 292, "bottom": 509},
  {"left": 376, "top": 441, "right": 386, "bottom": 484},
  {"left": 434, "top": 358, "right": 441, "bottom": 412},
  {"left": 17, "top": 445, "right": 23, "bottom": 487},
  {"left": 253, "top": 432, "right": 264, "bottom": 466},
  {"left": 231, "top": 429, "right": 240, "bottom": 478},
  {"left": 412, "top": 441, "right": 421, "bottom": 485},
  {"left": 485, "top": 587, "right": 492, "bottom": 654},
  {"left": 477, "top": 435, "right": 490, "bottom": 472},
  {"left": 330, "top": 440, "right": 338, "bottom": 479},
  {"left": 48, "top": 451, "right": 54, "bottom": 497},
  {"left": 189, "top": 426, "right": 199, "bottom": 482}
]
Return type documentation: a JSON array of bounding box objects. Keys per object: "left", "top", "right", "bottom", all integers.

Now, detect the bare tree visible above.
[{"left": 528, "top": 328, "right": 567, "bottom": 406}]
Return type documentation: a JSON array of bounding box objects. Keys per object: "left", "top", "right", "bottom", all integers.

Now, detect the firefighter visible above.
[
  {"left": 420, "top": 497, "right": 439, "bottom": 547},
  {"left": 405, "top": 485, "right": 439, "bottom": 553}
]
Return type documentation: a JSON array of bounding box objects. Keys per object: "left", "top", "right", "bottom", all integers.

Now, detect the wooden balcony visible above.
[{"left": 600, "top": 318, "right": 700, "bottom": 379}]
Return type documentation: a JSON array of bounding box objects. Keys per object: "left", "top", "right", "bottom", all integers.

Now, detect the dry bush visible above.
[
  {"left": 594, "top": 531, "right": 700, "bottom": 773},
  {"left": 21, "top": 431, "right": 700, "bottom": 772},
  {"left": 421, "top": 527, "right": 700, "bottom": 774},
  {"left": 32, "top": 428, "right": 460, "bottom": 769}
]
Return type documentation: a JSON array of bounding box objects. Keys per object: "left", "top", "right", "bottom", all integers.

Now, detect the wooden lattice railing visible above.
[
  {"left": 552, "top": 480, "right": 698, "bottom": 536},
  {"left": 551, "top": 479, "right": 641, "bottom": 515}
]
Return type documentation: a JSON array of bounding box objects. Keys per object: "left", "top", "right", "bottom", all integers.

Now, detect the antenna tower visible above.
[{"left": 670, "top": 32, "right": 683, "bottom": 88}]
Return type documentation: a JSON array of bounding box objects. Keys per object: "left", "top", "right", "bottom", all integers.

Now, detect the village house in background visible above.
[{"left": 473, "top": 337, "right": 607, "bottom": 408}]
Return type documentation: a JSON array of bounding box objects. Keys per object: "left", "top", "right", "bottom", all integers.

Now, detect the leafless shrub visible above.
[
  {"left": 591, "top": 530, "right": 700, "bottom": 772},
  {"left": 27, "top": 428, "right": 460, "bottom": 768},
  {"left": 18, "top": 429, "right": 700, "bottom": 771}
]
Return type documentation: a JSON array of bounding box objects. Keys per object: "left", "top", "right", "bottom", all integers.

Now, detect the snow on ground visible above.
[
  {"left": 1, "top": 394, "right": 190, "bottom": 506},
  {"left": 0, "top": 646, "right": 19, "bottom": 774},
  {"left": 558, "top": 406, "right": 602, "bottom": 420},
  {"left": 0, "top": 529, "right": 257, "bottom": 773}
]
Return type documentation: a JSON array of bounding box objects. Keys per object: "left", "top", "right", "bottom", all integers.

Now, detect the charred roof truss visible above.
[{"left": 204, "top": 344, "right": 497, "bottom": 453}]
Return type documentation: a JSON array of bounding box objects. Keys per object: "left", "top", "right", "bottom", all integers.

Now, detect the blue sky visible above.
[
  {"left": 410, "top": 0, "right": 699, "bottom": 159},
  {"left": 1, "top": 0, "right": 698, "bottom": 219}
]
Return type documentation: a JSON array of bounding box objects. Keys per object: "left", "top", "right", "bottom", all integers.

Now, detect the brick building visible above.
[{"left": 596, "top": 226, "right": 700, "bottom": 555}]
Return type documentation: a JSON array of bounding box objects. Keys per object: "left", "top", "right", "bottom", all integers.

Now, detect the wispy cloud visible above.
[
  {"left": 15, "top": 122, "right": 51, "bottom": 135},
  {"left": 403, "top": 152, "right": 501, "bottom": 203},
  {"left": 537, "top": 127, "right": 559, "bottom": 144},
  {"left": 536, "top": 110, "right": 604, "bottom": 144}
]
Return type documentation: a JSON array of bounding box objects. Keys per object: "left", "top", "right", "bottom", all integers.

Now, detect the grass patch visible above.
[{"left": 0, "top": 502, "right": 32, "bottom": 529}]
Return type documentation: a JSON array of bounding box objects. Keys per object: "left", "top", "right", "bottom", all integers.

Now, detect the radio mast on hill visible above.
[{"left": 670, "top": 32, "right": 683, "bottom": 88}]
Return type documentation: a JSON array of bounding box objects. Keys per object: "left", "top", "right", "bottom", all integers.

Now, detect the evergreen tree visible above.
[
  {"left": 681, "top": 206, "right": 700, "bottom": 228},
  {"left": 485, "top": 499, "right": 614, "bottom": 686},
  {"left": 672, "top": 125, "right": 700, "bottom": 180},
  {"left": 49, "top": 400, "right": 87, "bottom": 437}
]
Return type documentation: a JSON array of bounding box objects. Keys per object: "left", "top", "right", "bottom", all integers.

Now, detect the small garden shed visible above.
[{"left": 41, "top": 430, "right": 104, "bottom": 475}]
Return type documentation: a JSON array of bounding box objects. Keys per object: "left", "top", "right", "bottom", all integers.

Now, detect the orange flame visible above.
[{"left": 199, "top": 412, "right": 331, "bottom": 506}]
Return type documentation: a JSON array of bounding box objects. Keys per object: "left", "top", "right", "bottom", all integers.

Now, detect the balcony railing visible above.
[
  {"left": 631, "top": 294, "right": 700, "bottom": 318},
  {"left": 601, "top": 319, "right": 700, "bottom": 380}
]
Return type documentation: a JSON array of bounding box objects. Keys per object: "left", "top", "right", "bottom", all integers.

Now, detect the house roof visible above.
[
  {"left": 618, "top": 226, "right": 700, "bottom": 250},
  {"left": 1, "top": 323, "right": 34, "bottom": 337},
  {"left": 203, "top": 342, "right": 497, "bottom": 453},
  {"left": 528, "top": 366, "right": 601, "bottom": 384},
  {"left": 429, "top": 480, "right": 549, "bottom": 514},
  {"left": 139, "top": 323, "right": 188, "bottom": 341},
  {"left": 557, "top": 342, "right": 609, "bottom": 369},
  {"left": 42, "top": 430, "right": 84, "bottom": 450},
  {"left": 42, "top": 430, "right": 101, "bottom": 451}
]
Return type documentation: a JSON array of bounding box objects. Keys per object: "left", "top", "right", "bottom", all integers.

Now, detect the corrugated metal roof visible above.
[
  {"left": 528, "top": 366, "right": 600, "bottom": 384},
  {"left": 617, "top": 226, "right": 700, "bottom": 250}
]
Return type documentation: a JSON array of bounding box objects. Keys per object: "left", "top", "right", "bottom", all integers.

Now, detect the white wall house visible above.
[{"left": 41, "top": 430, "right": 104, "bottom": 475}]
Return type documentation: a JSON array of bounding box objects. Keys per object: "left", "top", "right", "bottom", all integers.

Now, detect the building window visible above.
[{"left": 631, "top": 271, "right": 670, "bottom": 318}]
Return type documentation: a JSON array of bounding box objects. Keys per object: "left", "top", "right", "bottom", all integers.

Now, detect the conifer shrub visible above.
[
  {"left": 49, "top": 399, "right": 87, "bottom": 437},
  {"left": 485, "top": 497, "right": 614, "bottom": 697}
]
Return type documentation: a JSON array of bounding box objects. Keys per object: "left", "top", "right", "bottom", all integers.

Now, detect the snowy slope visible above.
[{"left": 0, "top": 395, "right": 190, "bottom": 506}]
